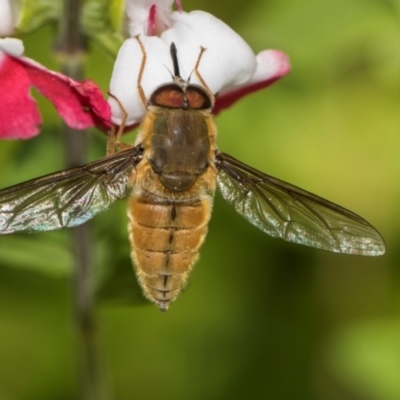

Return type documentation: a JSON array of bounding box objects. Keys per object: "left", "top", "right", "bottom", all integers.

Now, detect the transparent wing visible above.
[
  {"left": 215, "top": 151, "right": 385, "bottom": 256},
  {"left": 0, "top": 145, "right": 144, "bottom": 234}
]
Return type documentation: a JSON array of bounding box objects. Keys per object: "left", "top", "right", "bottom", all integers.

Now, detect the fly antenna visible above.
[
  {"left": 163, "top": 64, "right": 175, "bottom": 81},
  {"left": 170, "top": 42, "right": 181, "bottom": 78}
]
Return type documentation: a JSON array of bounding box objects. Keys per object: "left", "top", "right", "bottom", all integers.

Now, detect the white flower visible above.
[{"left": 109, "top": 0, "right": 290, "bottom": 127}]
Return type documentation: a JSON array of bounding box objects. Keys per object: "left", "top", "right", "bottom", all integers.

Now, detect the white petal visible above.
[
  {"left": 109, "top": 10, "right": 258, "bottom": 125},
  {"left": 0, "top": 0, "right": 16, "bottom": 36},
  {"left": 161, "top": 11, "right": 257, "bottom": 94},
  {"left": 220, "top": 50, "right": 291, "bottom": 95},
  {"left": 125, "top": 0, "right": 175, "bottom": 35},
  {"left": 108, "top": 36, "right": 173, "bottom": 125},
  {"left": 0, "top": 38, "right": 24, "bottom": 57},
  {"left": 250, "top": 50, "right": 290, "bottom": 86}
]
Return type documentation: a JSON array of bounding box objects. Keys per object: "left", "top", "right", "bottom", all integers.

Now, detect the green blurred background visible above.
[{"left": 1, "top": 0, "right": 400, "bottom": 399}]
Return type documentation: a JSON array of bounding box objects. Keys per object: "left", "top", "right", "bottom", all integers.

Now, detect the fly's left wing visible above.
[
  {"left": 215, "top": 151, "right": 385, "bottom": 256},
  {"left": 0, "top": 145, "right": 144, "bottom": 234}
]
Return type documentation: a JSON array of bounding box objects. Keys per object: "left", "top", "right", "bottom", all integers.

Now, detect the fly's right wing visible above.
[
  {"left": 215, "top": 151, "right": 385, "bottom": 256},
  {"left": 0, "top": 145, "right": 144, "bottom": 234}
]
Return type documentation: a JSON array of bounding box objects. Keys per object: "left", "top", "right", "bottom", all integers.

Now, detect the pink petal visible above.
[
  {"left": 69, "top": 79, "right": 112, "bottom": 132},
  {"left": 19, "top": 57, "right": 111, "bottom": 130},
  {"left": 213, "top": 50, "right": 291, "bottom": 115},
  {"left": 147, "top": 4, "right": 157, "bottom": 35},
  {"left": 0, "top": 54, "right": 41, "bottom": 139},
  {"left": 174, "top": 0, "right": 182, "bottom": 12},
  {"left": 0, "top": 53, "right": 111, "bottom": 139},
  {"left": 126, "top": 0, "right": 176, "bottom": 36}
]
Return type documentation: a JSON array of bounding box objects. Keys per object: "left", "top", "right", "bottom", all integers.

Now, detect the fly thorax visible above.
[{"left": 149, "top": 109, "right": 210, "bottom": 192}]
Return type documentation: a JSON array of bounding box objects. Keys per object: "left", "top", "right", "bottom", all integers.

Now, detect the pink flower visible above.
[
  {"left": 109, "top": 0, "right": 290, "bottom": 127},
  {"left": 0, "top": 38, "right": 111, "bottom": 139}
]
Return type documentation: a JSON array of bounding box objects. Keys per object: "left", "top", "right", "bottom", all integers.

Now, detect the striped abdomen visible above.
[
  {"left": 128, "top": 106, "right": 217, "bottom": 310},
  {"left": 128, "top": 188, "right": 213, "bottom": 311}
]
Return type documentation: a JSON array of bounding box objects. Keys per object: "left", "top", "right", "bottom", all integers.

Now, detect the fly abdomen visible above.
[{"left": 128, "top": 191, "right": 213, "bottom": 311}]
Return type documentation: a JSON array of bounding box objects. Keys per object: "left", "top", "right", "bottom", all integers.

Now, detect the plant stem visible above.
[{"left": 56, "top": 1, "right": 104, "bottom": 399}]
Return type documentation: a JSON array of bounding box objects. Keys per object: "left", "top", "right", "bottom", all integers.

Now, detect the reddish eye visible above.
[
  {"left": 150, "top": 84, "right": 185, "bottom": 108},
  {"left": 186, "top": 86, "right": 212, "bottom": 109}
]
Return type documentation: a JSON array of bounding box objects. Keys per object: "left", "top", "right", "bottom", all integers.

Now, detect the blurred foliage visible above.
[
  {"left": 17, "top": 0, "right": 125, "bottom": 56},
  {"left": 0, "top": 0, "right": 400, "bottom": 399},
  {"left": 327, "top": 319, "right": 400, "bottom": 399},
  {"left": 82, "top": 0, "right": 126, "bottom": 57},
  {"left": 17, "top": 0, "right": 62, "bottom": 33}
]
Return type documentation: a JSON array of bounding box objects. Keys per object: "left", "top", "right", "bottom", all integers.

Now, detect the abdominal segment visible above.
[{"left": 128, "top": 191, "right": 213, "bottom": 311}]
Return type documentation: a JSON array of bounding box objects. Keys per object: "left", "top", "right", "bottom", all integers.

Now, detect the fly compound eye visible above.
[
  {"left": 185, "top": 86, "right": 212, "bottom": 109},
  {"left": 150, "top": 84, "right": 185, "bottom": 108}
]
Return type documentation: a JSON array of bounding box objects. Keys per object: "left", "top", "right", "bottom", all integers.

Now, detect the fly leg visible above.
[
  {"left": 106, "top": 92, "right": 129, "bottom": 155},
  {"left": 106, "top": 34, "right": 148, "bottom": 155},
  {"left": 134, "top": 34, "right": 148, "bottom": 108},
  {"left": 192, "top": 46, "right": 214, "bottom": 100}
]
